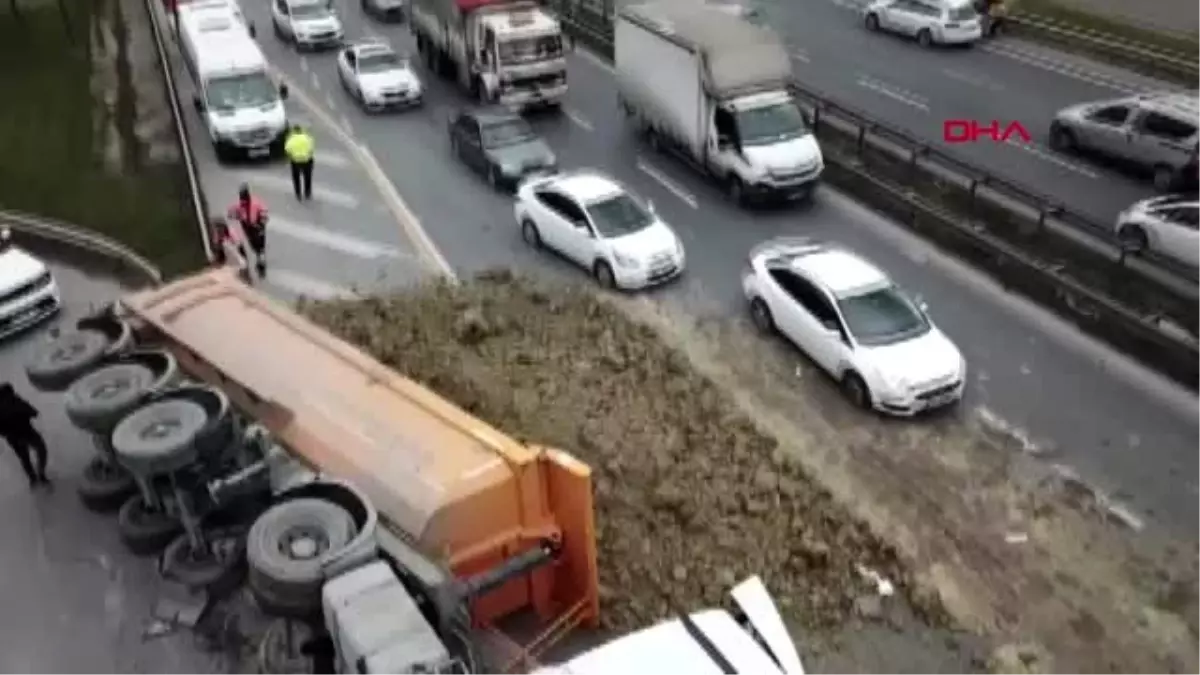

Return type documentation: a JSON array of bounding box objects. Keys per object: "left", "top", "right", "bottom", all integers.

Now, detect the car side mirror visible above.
[
  {"left": 279, "top": 83, "right": 290, "bottom": 100},
  {"left": 646, "top": 200, "right": 656, "bottom": 214},
  {"left": 802, "top": 112, "right": 814, "bottom": 127},
  {"left": 914, "top": 294, "right": 928, "bottom": 311},
  {"left": 193, "top": 94, "right": 204, "bottom": 111},
  {"left": 248, "top": 22, "right": 257, "bottom": 38}
]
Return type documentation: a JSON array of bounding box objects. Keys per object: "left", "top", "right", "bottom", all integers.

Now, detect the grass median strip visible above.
[{"left": 0, "top": 0, "right": 203, "bottom": 276}]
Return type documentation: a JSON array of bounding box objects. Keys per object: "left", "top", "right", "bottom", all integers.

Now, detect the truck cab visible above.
[
  {"left": 473, "top": 7, "right": 567, "bottom": 107},
  {"left": 534, "top": 576, "right": 806, "bottom": 674},
  {"left": 710, "top": 90, "right": 823, "bottom": 202}
]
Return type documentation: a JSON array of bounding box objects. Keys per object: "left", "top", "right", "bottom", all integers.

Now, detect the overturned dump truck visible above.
[{"left": 28, "top": 267, "right": 806, "bottom": 673}]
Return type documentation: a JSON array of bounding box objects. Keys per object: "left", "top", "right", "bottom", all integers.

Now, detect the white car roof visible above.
[
  {"left": 192, "top": 32, "right": 266, "bottom": 75},
  {"left": 787, "top": 248, "right": 889, "bottom": 296},
  {"left": 179, "top": 2, "right": 245, "bottom": 35},
  {"left": 351, "top": 40, "right": 396, "bottom": 57},
  {"left": 551, "top": 172, "right": 624, "bottom": 204}
]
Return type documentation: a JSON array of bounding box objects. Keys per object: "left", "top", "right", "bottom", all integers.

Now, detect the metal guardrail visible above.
[
  {"left": 549, "top": 4, "right": 1199, "bottom": 386},
  {"left": 0, "top": 209, "right": 164, "bottom": 285},
  {"left": 1009, "top": 12, "right": 1199, "bottom": 80},
  {"left": 141, "top": 0, "right": 214, "bottom": 262}
]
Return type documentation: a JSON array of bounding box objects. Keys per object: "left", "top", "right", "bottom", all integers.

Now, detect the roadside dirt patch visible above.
[{"left": 301, "top": 272, "right": 943, "bottom": 642}]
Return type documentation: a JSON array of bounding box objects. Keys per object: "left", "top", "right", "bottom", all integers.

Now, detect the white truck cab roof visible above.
[
  {"left": 478, "top": 7, "right": 560, "bottom": 38},
  {"left": 535, "top": 577, "right": 805, "bottom": 675},
  {"left": 190, "top": 30, "right": 268, "bottom": 78},
  {"left": 178, "top": 0, "right": 250, "bottom": 36}
]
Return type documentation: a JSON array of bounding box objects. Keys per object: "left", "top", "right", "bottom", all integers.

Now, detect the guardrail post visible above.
[
  {"left": 856, "top": 125, "right": 868, "bottom": 163},
  {"left": 1035, "top": 206, "right": 1062, "bottom": 236},
  {"left": 811, "top": 107, "right": 821, "bottom": 132},
  {"left": 908, "top": 146, "right": 928, "bottom": 189}
]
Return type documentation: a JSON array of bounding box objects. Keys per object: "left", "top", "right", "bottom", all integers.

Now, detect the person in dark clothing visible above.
[
  {"left": 0, "top": 383, "right": 49, "bottom": 487},
  {"left": 300, "top": 629, "right": 338, "bottom": 672}
]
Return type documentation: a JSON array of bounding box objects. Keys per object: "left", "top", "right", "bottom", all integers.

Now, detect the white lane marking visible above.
[
  {"left": 270, "top": 66, "right": 456, "bottom": 277},
  {"left": 636, "top": 158, "right": 698, "bottom": 209},
  {"left": 319, "top": 149, "right": 352, "bottom": 169},
  {"left": 299, "top": 56, "right": 310, "bottom": 73},
  {"left": 792, "top": 49, "right": 810, "bottom": 63},
  {"left": 338, "top": 114, "right": 354, "bottom": 133},
  {"left": 980, "top": 43, "right": 1150, "bottom": 94},
  {"left": 267, "top": 268, "right": 359, "bottom": 300},
  {"left": 311, "top": 74, "right": 321, "bottom": 91},
  {"left": 942, "top": 68, "right": 1004, "bottom": 91},
  {"left": 1003, "top": 139, "right": 1099, "bottom": 179},
  {"left": 563, "top": 107, "right": 593, "bottom": 131},
  {"left": 270, "top": 215, "right": 413, "bottom": 260},
  {"left": 856, "top": 76, "right": 930, "bottom": 112},
  {"left": 325, "top": 93, "right": 338, "bottom": 110},
  {"left": 235, "top": 171, "right": 361, "bottom": 209}
]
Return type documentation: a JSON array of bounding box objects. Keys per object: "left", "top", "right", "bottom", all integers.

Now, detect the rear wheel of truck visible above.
[
  {"left": 25, "top": 329, "right": 111, "bottom": 392},
  {"left": 78, "top": 456, "right": 138, "bottom": 513},
  {"left": 117, "top": 494, "right": 183, "bottom": 555},
  {"left": 247, "top": 498, "right": 357, "bottom": 617},
  {"left": 112, "top": 398, "right": 208, "bottom": 476},
  {"left": 161, "top": 531, "right": 246, "bottom": 596}
]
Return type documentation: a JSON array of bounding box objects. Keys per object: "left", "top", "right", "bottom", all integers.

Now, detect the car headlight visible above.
[
  {"left": 878, "top": 372, "right": 911, "bottom": 398},
  {"left": 612, "top": 252, "right": 639, "bottom": 269}
]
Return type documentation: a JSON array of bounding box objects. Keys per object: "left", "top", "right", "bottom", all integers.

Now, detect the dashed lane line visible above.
[
  {"left": 636, "top": 158, "right": 698, "bottom": 209},
  {"left": 856, "top": 76, "right": 930, "bottom": 112},
  {"left": 269, "top": 215, "right": 416, "bottom": 260},
  {"left": 233, "top": 171, "right": 361, "bottom": 209},
  {"left": 1004, "top": 139, "right": 1099, "bottom": 179},
  {"left": 563, "top": 107, "right": 594, "bottom": 131}
]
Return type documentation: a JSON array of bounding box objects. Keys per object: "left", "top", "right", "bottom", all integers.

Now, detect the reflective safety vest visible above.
[
  {"left": 227, "top": 197, "right": 268, "bottom": 231},
  {"left": 285, "top": 131, "right": 315, "bottom": 163}
]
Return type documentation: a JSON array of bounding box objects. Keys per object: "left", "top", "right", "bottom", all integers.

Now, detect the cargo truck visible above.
[
  {"left": 410, "top": 0, "right": 568, "bottom": 110},
  {"left": 615, "top": 1, "right": 823, "bottom": 205}
]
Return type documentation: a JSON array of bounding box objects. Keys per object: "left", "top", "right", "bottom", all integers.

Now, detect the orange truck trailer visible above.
[{"left": 81, "top": 268, "right": 600, "bottom": 672}]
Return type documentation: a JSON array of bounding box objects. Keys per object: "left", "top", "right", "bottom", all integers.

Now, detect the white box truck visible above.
[
  {"left": 615, "top": 1, "right": 824, "bottom": 205},
  {"left": 178, "top": 2, "right": 290, "bottom": 161},
  {"left": 410, "top": 0, "right": 568, "bottom": 110}
]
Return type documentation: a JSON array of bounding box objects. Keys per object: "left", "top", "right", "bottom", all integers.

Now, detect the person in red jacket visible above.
[{"left": 227, "top": 183, "right": 269, "bottom": 278}]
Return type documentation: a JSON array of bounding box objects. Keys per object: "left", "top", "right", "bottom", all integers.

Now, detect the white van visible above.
[{"left": 178, "top": 2, "right": 290, "bottom": 160}]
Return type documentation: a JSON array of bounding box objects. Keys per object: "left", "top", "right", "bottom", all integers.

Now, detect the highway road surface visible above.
[
  {"left": 159, "top": 0, "right": 1197, "bottom": 538},
  {"left": 0, "top": 260, "right": 220, "bottom": 672},
  {"left": 767, "top": 0, "right": 1190, "bottom": 226}
]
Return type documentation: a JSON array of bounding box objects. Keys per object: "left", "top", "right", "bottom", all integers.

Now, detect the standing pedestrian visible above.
[
  {"left": 284, "top": 124, "right": 315, "bottom": 201},
  {"left": 0, "top": 383, "right": 49, "bottom": 488},
  {"left": 227, "top": 184, "right": 270, "bottom": 278}
]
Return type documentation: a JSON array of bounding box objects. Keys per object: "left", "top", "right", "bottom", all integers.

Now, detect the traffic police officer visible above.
[{"left": 284, "top": 124, "right": 316, "bottom": 201}]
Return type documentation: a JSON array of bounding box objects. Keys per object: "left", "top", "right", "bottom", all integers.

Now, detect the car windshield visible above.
[
  {"left": 205, "top": 72, "right": 277, "bottom": 111},
  {"left": 481, "top": 119, "right": 536, "bottom": 147},
  {"left": 836, "top": 285, "right": 931, "bottom": 346},
  {"left": 585, "top": 193, "right": 654, "bottom": 238},
  {"left": 359, "top": 52, "right": 403, "bottom": 73},
  {"left": 290, "top": 2, "right": 330, "bottom": 18},
  {"left": 497, "top": 35, "right": 562, "bottom": 64},
  {"left": 735, "top": 102, "right": 808, "bottom": 146}
]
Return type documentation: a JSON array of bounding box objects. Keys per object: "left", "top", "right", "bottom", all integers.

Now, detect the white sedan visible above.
[
  {"left": 1115, "top": 195, "right": 1199, "bottom": 268},
  {"left": 742, "top": 238, "right": 965, "bottom": 416},
  {"left": 336, "top": 40, "right": 423, "bottom": 111},
  {"left": 0, "top": 228, "right": 62, "bottom": 339},
  {"left": 514, "top": 171, "right": 686, "bottom": 290}
]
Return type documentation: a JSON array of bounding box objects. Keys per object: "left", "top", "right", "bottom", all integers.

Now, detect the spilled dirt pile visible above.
[{"left": 301, "top": 271, "right": 922, "bottom": 634}]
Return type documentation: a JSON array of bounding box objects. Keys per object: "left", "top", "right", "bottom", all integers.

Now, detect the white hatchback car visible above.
[
  {"left": 271, "top": 0, "right": 343, "bottom": 50},
  {"left": 514, "top": 171, "right": 686, "bottom": 290},
  {"left": 1115, "top": 195, "right": 1199, "bottom": 268},
  {"left": 863, "top": 0, "right": 982, "bottom": 47},
  {"left": 0, "top": 230, "right": 62, "bottom": 339},
  {"left": 742, "top": 238, "right": 965, "bottom": 415},
  {"left": 336, "top": 41, "right": 423, "bottom": 110}
]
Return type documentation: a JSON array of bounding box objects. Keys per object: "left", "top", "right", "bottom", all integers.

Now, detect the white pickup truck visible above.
[{"left": 615, "top": 0, "right": 824, "bottom": 205}]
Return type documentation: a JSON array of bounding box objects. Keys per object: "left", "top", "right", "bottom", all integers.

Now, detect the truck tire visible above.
[
  {"left": 112, "top": 398, "right": 209, "bottom": 476},
  {"left": 161, "top": 532, "right": 246, "bottom": 596},
  {"left": 247, "top": 498, "right": 356, "bottom": 616},
  {"left": 77, "top": 456, "right": 138, "bottom": 513},
  {"left": 257, "top": 618, "right": 317, "bottom": 674},
  {"left": 65, "top": 363, "right": 158, "bottom": 434},
  {"left": 117, "top": 495, "right": 183, "bottom": 555},
  {"left": 25, "top": 330, "right": 110, "bottom": 392}
]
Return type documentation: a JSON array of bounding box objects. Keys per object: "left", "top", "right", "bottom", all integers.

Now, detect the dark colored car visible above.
[
  {"left": 447, "top": 108, "right": 558, "bottom": 191},
  {"left": 361, "top": 0, "right": 405, "bottom": 22}
]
